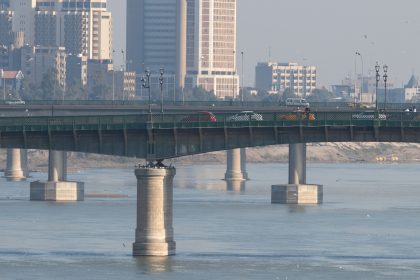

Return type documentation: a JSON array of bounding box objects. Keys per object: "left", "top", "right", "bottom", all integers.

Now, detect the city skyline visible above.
[{"left": 109, "top": 0, "right": 420, "bottom": 88}]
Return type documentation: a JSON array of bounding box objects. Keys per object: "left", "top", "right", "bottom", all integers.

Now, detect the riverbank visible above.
[{"left": 1, "top": 142, "right": 419, "bottom": 172}]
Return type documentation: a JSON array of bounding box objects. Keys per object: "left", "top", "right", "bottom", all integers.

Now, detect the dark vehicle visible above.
[{"left": 181, "top": 111, "right": 217, "bottom": 122}]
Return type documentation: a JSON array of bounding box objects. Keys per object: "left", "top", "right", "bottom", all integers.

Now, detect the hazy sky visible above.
[{"left": 108, "top": 0, "right": 420, "bottom": 88}]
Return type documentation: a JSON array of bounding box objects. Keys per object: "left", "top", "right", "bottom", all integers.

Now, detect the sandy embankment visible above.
[{"left": 0, "top": 143, "right": 418, "bottom": 172}]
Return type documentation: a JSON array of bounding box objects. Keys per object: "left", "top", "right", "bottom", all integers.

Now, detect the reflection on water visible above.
[
  {"left": 2, "top": 164, "right": 420, "bottom": 279},
  {"left": 287, "top": 204, "right": 307, "bottom": 213},
  {"left": 135, "top": 257, "right": 173, "bottom": 273},
  {"left": 226, "top": 179, "right": 246, "bottom": 192}
]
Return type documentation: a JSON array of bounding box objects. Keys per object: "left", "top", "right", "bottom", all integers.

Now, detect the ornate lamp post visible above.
[
  {"left": 159, "top": 67, "right": 164, "bottom": 113},
  {"left": 141, "top": 68, "right": 152, "bottom": 115},
  {"left": 356, "top": 52, "right": 364, "bottom": 103},
  {"left": 241, "top": 51, "right": 244, "bottom": 104},
  {"left": 375, "top": 62, "right": 380, "bottom": 110},
  {"left": 383, "top": 65, "right": 388, "bottom": 111}
]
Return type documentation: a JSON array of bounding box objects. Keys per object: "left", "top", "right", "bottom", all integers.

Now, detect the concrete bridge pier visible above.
[
  {"left": 225, "top": 149, "right": 247, "bottom": 181},
  {"left": 240, "top": 148, "right": 249, "bottom": 180},
  {"left": 30, "top": 151, "right": 84, "bottom": 201},
  {"left": 4, "top": 149, "right": 26, "bottom": 181},
  {"left": 133, "top": 166, "right": 176, "bottom": 256},
  {"left": 272, "top": 144, "right": 323, "bottom": 204}
]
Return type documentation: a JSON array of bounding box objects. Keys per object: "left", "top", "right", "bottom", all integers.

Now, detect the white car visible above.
[
  {"left": 227, "top": 111, "right": 263, "bottom": 121},
  {"left": 5, "top": 99, "right": 25, "bottom": 105},
  {"left": 352, "top": 112, "right": 387, "bottom": 120}
]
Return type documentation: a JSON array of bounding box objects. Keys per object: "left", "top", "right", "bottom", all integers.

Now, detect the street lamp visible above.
[
  {"left": 355, "top": 52, "right": 364, "bottom": 103},
  {"left": 383, "top": 65, "right": 388, "bottom": 111},
  {"left": 141, "top": 68, "right": 152, "bottom": 115},
  {"left": 112, "top": 49, "right": 115, "bottom": 102},
  {"left": 233, "top": 50, "right": 236, "bottom": 100},
  {"left": 375, "top": 62, "right": 380, "bottom": 110},
  {"left": 1, "top": 69, "right": 5, "bottom": 101},
  {"left": 159, "top": 67, "right": 164, "bottom": 113},
  {"left": 241, "top": 51, "right": 244, "bottom": 104}
]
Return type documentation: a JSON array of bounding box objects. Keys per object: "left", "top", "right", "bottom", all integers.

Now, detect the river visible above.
[{"left": 0, "top": 163, "right": 419, "bottom": 279}]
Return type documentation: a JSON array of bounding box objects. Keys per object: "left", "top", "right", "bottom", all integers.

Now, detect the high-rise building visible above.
[
  {"left": 255, "top": 62, "right": 317, "bottom": 97},
  {"left": 185, "top": 0, "right": 238, "bottom": 98},
  {"left": 33, "top": 0, "right": 113, "bottom": 60},
  {"left": 126, "top": 0, "right": 186, "bottom": 88},
  {"left": 62, "top": 0, "right": 113, "bottom": 60},
  {"left": 0, "top": 0, "right": 10, "bottom": 9},
  {"left": 0, "top": 10, "right": 13, "bottom": 46},
  {"left": 34, "top": 0, "right": 61, "bottom": 47},
  {"left": 9, "top": 0, "right": 36, "bottom": 45}
]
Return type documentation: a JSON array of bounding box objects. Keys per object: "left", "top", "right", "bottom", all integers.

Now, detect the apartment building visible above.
[{"left": 255, "top": 62, "right": 317, "bottom": 97}]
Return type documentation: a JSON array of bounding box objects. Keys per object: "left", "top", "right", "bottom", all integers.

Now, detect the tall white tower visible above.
[{"left": 185, "top": 0, "right": 238, "bottom": 99}]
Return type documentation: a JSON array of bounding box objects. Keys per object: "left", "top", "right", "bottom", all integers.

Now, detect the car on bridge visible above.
[
  {"left": 181, "top": 111, "right": 217, "bottom": 122},
  {"left": 227, "top": 111, "right": 263, "bottom": 121},
  {"left": 352, "top": 112, "right": 387, "bottom": 120},
  {"left": 5, "top": 99, "right": 25, "bottom": 105}
]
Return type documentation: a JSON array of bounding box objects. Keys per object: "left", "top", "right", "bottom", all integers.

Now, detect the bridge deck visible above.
[{"left": 1, "top": 111, "right": 419, "bottom": 159}]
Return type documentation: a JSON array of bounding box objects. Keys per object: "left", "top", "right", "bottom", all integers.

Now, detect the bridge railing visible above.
[
  {"left": 1, "top": 111, "right": 420, "bottom": 131},
  {"left": 6, "top": 99, "right": 420, "bottom": 111}
]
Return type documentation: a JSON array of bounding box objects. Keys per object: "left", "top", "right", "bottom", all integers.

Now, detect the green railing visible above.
[{"left": 0, "top": 111, "right": 420, "bottom": 132}]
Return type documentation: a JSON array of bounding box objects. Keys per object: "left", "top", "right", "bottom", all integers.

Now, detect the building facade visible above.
[
  {"left": 126, "top": 0, "right": 186, "bottom": 89},
  {"left": 255, "top": 62, "right": 317, "bottom": 97},
  {"left": 21, "top": 45, "right": 67, "bottom": 89},
  {"left": 34, "top": 0, "right": 61, "bottom": 47},
  {"left": 185, "top": 0, "right": 239, "bottom": 99},
  {"left": 0, "top": 10, "right": 13, "bottom": 46},
  {"left": 9, "top": 0, "right": 36, "bottom": 44}
]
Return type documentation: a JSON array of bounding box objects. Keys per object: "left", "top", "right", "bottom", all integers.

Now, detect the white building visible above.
[
  {"left": 255, "top": 62, "right": 316, "bottom": 97},
  {"left": 185, "top": 0, "right": 239, "bottom": 99}
]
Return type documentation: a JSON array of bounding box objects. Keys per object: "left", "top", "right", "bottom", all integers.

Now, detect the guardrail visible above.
[
  {"left": 0, "top": 111, "right": 420, "bottom": 132},
  {"left": 3, "top": 100, "right": 420, "bottom": 110}
]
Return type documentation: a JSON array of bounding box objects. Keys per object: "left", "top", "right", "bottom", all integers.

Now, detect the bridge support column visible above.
[
  {"left": 133, "top": 166, "right": 176, "bottom": 256},
  {"left": 4, "top": 149, "right": 26, "bottom": 181},
  {"left": 272, "top": 144, "right": 323, "bottom": 204},
  {"left": 21, "top": 149, "right": 30, "bottom": 178},
  {"left": 30, "top": 151, "right": 84, "bottom": 201},
  {"left": 225, "top": 149, "right": 246, "bottom": 181},
  {"left": 240, "top": 148, "right": 249, "bottom": 180}
]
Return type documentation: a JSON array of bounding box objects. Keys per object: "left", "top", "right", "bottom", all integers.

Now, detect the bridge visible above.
[{"left": 2, "top": 109, "right": 420, "bottom": 256}]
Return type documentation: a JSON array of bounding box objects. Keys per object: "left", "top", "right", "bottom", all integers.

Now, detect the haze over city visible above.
[
  {"left": 108, "top": 0, "right": 420, "bottom": 87},
  {"left": 2, "top": 1, "right": 420, "bottom": 279}
]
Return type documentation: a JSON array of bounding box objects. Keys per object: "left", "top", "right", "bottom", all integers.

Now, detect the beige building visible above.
[
  {"left": 255, "top": 62, "right": 317, "bottom": 97},
  {"left": 21, "top": 45, "right": 67, "bottom": 90},
  {"left": 185, "top": 0, "right": 239, "bottom": 99},
  {"left": 34, "top": 0, "right": 113, "bottom": 60}
]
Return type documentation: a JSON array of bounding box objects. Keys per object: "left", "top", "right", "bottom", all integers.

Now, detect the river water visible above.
[{"left": 0, "top": 163, "right": 420, "bottom": 279}]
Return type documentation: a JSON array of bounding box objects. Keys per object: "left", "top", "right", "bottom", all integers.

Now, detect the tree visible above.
[
  {"left": 66, "top": 82, "right": 87, "bottom": 100},
  {"left": 307, "top": 87, "right": 336, "bottom": 102}
]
